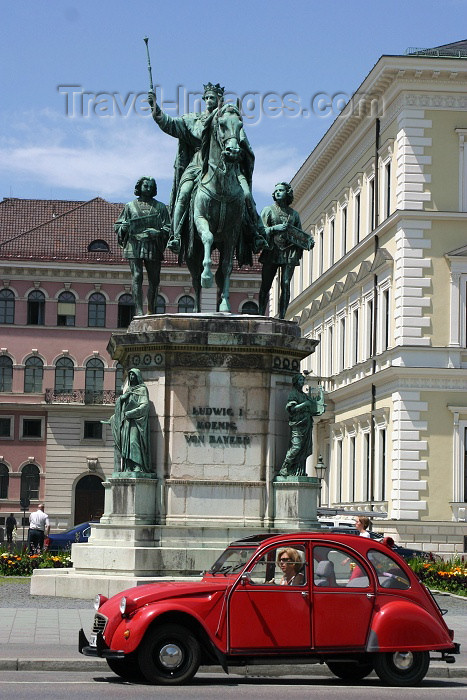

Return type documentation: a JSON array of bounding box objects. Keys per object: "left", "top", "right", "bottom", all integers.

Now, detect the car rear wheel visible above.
[
  {"left": 138, "top": 623, "right": 201, "bottom": 685},
  {"left": 106, "top": 654, "right": 143, "bottom": 681},
  {"left": 326, "top": 659, "right": 374, "bottom": 681},
  {"left": 373, "top": 651, "right": 430, "bottom": 686}
]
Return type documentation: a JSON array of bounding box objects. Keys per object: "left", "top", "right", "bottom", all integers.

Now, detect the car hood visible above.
[{"left": 101, "top": 579, "right": 231, "bottom": 612}]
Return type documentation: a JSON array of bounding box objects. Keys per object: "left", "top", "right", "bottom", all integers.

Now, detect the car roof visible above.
[{"left": 231, "top": 531, "right": 383, "bottom": 549}]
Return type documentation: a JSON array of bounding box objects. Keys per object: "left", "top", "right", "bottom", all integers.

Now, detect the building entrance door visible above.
[{"left": 74, "top": 474, "right": 104, "bottom": 524}]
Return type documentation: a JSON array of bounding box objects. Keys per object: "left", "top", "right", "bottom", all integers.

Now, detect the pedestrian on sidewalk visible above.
[
  {"left": 28, "top": 504, "right": 49, "bottom": 553},
  {"left": 5, "top": 513, "right": 17, "bottom": 545}
]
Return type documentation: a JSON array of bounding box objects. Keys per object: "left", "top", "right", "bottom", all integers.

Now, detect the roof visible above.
[
  {"left": 0, "top": 196, "right": 261, "bottom": 270},
  {"left": 406, "top": 39, "right": 467, "bottom": 58}
]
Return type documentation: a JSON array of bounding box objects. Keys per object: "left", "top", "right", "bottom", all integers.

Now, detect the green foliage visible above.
[
  {"left": 0, "top": 547, "right": 72, "bottom": 576},
  {"left": 408, "top": 555, "right": 467, "bottom": 596}
]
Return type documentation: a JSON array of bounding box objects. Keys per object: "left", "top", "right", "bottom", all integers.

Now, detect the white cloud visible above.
[
  {"left": 0, "top": 111, "right": 177, "bottom": 200},
  {"left": 252, "top": 144, "right": 304, "bottom": 196}
]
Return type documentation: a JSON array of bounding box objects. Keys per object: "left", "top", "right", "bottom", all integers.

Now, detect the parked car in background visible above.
[
  {"left": 323, "top": 527, "right": 435, "bottom": 561},
  {"left": 44, "top": 522, "right": 97, "bottom": 552},
  {"left": 79, "top": 531, "right": 458, "bottom": 687}
]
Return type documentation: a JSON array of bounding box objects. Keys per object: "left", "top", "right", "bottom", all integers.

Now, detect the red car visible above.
[{"left": 79, "top": 532, "right": 459, "bottom": 686}]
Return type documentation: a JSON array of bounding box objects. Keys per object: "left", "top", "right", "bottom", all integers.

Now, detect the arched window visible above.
[
  {"left": 0, "top": 356, "right": 13, "bottom": 392},
  {"left": 115, "top": 362, "right": 124, "bottom": 396},
  {"left": 155, "top": 295, "right": 166, "bottom": 314},
  {"left": 88, "top": 292, "right": 106, "bottom": 327},
  {"left": 85, "top": 358, "right": 104, "bottom": 403},
  {"left": 54, "top": 357, "right": 74, "bottom": 394},
  {"left": 24, "top": 356, "right": 44, "bottom": 393},
  {"left": 178, "top": 295, "right": 195, "bottom": 313},
  {"left": 57, "top": 291, "right": 76, "bottom": 326},
  {"left": 241, "top": 300, "right": 259, "bottom": 314},
  {"left": 0, "top": 463, "right": 9, "bottom": 499},
  {"left": 117, "top": 294, "right": 135, "bottom": 328},
  {"left": 0, "top": 289, "right": 15, "bottom": 324},
  {"left": 27, "top": 290, "right": 45, "bottom": 325},
  {"left": 88, "top": 239, "right": 110, "bottom": 252},
  {"left": 20, "top": 464, "right": 40, "bottom": 501}
]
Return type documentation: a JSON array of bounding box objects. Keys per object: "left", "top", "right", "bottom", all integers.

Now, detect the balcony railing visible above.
[{"left": 45, "top": 389, "right": 117, "bottom": 404}]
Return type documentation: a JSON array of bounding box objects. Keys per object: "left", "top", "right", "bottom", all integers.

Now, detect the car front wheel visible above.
[
  {"left": 326, "top": 659, "right": 374, "bottom": 681},
  {"left": 373, "top": 650, "right": 430, "bottom": 686},
  {"left": 138, "top": 623, "right": 201, "bottom": 685}
]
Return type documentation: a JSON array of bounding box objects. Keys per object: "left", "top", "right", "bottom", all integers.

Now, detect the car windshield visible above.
[{"left": 208, "top": 547, "right": 256, "bottom": 575}]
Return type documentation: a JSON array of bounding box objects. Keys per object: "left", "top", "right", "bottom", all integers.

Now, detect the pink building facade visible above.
[{"left": 0, "top": 197, "right": 262, "bottom": 536}]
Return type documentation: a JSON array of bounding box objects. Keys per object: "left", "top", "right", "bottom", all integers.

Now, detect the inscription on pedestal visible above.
[{"left": 184, "top": 405, "right": 251, "bottom": 447}]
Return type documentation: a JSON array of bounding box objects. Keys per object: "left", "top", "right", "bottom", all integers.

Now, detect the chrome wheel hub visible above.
[
  {"left": 159, "top": 643, "right": 183, "bottom": 669},
  {"left": 392, "top": 651, "right": 413, "bottom": 670}
]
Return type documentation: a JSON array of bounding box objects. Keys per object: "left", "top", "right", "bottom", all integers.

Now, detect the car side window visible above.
[
  {"left": 368, "top": 550, "right": 411, "bottom": 589},
  {"left": 313, "top": 546, "right": 370, "bottom": 588},
  {"left": 248, "top": 545, "right": 307, "bottom": 586}
]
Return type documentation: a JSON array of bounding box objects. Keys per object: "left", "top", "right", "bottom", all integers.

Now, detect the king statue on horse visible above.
[{"left": 147, "top": 82, "right": 267, "bottom": 312}]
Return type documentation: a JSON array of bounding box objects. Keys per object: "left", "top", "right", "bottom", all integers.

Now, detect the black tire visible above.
[
  {"left": 373, "top": 651, "right": 430, "bottom": 686},
  {"left": 138, "top": 623, "right": 201, "bottom": 685},
  {"left": 106, "top": 654, "right": 144, "bottom": 681},
  {"left": 326, "top": 659, "right": 374, "bottom": 681}
]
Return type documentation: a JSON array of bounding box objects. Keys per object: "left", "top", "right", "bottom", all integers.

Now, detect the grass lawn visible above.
[{"left": 0, "top": 576, "right": 31, "bottom": 585}]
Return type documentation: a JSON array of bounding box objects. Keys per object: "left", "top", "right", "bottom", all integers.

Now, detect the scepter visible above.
[{"left": 143, "top": 36, "right": 154, "bottom": 92}]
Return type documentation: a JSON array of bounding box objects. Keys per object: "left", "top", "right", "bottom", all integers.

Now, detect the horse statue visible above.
[{"left": 185, "top": 103, "right": 251, "bottom": 312}]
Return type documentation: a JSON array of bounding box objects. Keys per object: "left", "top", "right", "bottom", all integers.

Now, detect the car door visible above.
[
  {"left": 228, "top": 542, "right": 311, "bottom": 651},
  {"left": 312, "top": 544, "right": 375, "bottom": 649}
]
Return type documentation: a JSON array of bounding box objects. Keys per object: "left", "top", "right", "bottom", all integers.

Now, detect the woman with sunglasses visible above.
[{"left": 277, "top": 547, "right": 305, "bottom": 586}]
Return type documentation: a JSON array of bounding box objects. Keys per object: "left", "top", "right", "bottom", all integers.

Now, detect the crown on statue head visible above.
[{"left": 203, "top": 82, "right": 225, "bottom": 100}]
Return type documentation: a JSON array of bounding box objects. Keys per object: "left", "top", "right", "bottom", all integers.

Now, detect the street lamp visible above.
[{"left": 315, "top": 455, "right": 326, "bottom": 505}]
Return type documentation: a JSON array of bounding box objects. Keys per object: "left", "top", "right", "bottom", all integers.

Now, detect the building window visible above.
[
  {"left": 27, "top": 290, "right": 45, "bottom": 325},
  {"left": 363, "top": 432, "right": 371, "bottom": 501},
  {"left": 349, "top": 435, "right": 356, "bottom": 502},
  {"left": 55, "top": 357, "right": 74, "bottom": 394},
  {"left": 381, "top": 287, "right": 390, "bottom": 352},
  {"left": 20, "top": 464, "right": 40, "bottom": 501},
  {"left": 369, "top": 177, "right": 375, "bottom": 232},
  {"left": 85, "top": 358, "right": 104, "bottom": 402},
  {"left": 88, "top": 239, "right": 110, "bottom": 252},
  {"left": 155, "top": 295, "right": 166, "bottom": 314},
  {"left": 115, "top": 363, "right": 124, "bottom": 396},
  {"left": 178, "top": 295, "right": 195, "bottom": 313},
  {"left": 0, "top": 463, "right": 9, "bottom": 499},
  {"left": 0, "top": 417, "right": 12, "bottom": 438},
  {"left": 0, "top": 356, "right": 13, "bottom": 392},
  {"left": 83, "top": 421, "right": 103, "bottom": 440},
  {"left": 329, "top": 219, "right": 335, "bottom": 267},
  {"left": 355, "top": 192, "right": 361, "bottom": 244},
  {"left": 335, "top": 439, "right": 343, "bottom": 503},
  {"left": 365, "top": 298, "right": 374, "bottom": 359},
  {"left": 0, "top": 289, "right": 15, "bottom": 324},
  {"left": 327, "top": 324, "right": 334, "bottom": 376},
  {"left": 88, "top": 292, "right": 106, "bottom": 327},
  {"left": 351, "top": 307, "right": 359, "bottom": 365},
  {"left": 318, "top": 229, "right": 324, "bottom": 276},
  {"left": 341, "top": 206, "right": 348, "bottom": 256},
  {"left": 338, "top": 316, "right": 346, "bottom": 372},
  {"left": 117, "top": 294, "right": 135, "bottom": 328},
  {"left": 24, "top": 356, "right": 43, "bottom": 393},
  {"left": 57, "top": 291, "right": 76, "bottom": 326},
  {"left": 241, "top": 300, "right": 259, "bottom": 314},
  {"left": 379, "top": 428, "right": 387, "bottom": 501},
  {"left": 21, "top": 417, "right": 43, "bottom": 439},
  {"left": 385, "top": 162, "right": 391, "bottom": 219}
]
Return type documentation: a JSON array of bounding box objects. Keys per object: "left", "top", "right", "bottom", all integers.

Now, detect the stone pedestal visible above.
[
  {"left": 273, "top": 476, "right": 321, "bottom": 528},
  {"left": 32, "top": 314, "right": 322, "bottom": 598}
]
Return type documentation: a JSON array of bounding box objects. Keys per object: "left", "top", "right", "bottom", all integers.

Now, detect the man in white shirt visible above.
[{"left": 29, "top": 504, "right": 50, "bottom": 552}]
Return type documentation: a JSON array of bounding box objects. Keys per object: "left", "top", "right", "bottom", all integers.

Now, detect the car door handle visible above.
[
  {"left": 366, "top": 593, "right": 375, "bottom": 599},
  {"left": 301, "top": 591, "right": 309, "bottom": 597}
]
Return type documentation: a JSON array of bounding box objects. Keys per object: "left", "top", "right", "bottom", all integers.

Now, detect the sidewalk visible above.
[{"left": 0, "top": 595, "right": 465, "bottom": 677}]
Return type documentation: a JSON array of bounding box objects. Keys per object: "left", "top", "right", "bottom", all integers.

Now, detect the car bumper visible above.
[{"left": 79, "top": 628, "right": 126, "bottom": 660}]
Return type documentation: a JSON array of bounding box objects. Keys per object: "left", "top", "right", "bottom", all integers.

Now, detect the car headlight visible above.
[
  {"left": 119, "top": 596, "right": 127, "bottom": 615},
  {"left": 94, "top": 594, "right": 108, "bottom": 611}
]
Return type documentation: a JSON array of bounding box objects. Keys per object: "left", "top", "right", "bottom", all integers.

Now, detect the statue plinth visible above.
[{"left": 273, "top": 476, "right": 321, "bottom": 529}]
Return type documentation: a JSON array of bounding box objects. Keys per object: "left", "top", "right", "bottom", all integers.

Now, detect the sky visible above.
[{"left": 1, "top": 0, "right": 467, "bottom": 212}]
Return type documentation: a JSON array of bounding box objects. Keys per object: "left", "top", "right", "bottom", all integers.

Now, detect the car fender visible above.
[
  {"left": 367, "top": 599, "right": 453, "bottom": 652},
  {"left": 108, "top": 602, "right": 218, "bottom": 655}
]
